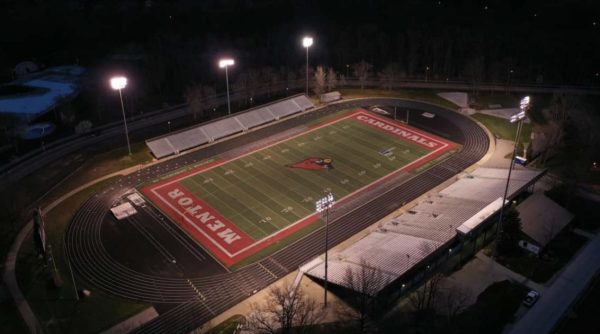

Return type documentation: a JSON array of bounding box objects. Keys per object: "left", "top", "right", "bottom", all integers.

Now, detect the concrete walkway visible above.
[
  {"left": 2, "top": 165, "right": 142, "bottom": 333},
  {"left": 507, "top": 232, "right": 600, "bottom": 334},
  {"left": 100, "top": 307, "right": 159, "bottom": 334}
]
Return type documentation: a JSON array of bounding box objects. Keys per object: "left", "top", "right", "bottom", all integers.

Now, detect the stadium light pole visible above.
[
  {"left": 493, "top": 96, "right": 531, "bottom": 258},
  {"left": 316, "top": 191, "right": 335, "bottom": 308},
  {"left": 219, "top": 59, "right": 235, "bottom": 115},
  {"left": 302, "top": 36, "right": 313, "bottom": 96},
  {"left": 110, "top": 76, "right": 131, "bottom": 156}
]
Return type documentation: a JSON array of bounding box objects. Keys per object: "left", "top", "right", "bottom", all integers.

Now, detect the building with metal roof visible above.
[{"left": 305, "top": 167, "right": 545, "bottom": 295}]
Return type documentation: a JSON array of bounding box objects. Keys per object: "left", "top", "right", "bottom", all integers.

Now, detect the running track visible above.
[{"left": 65, "top": 98, "right": 489, "bottom": 333}]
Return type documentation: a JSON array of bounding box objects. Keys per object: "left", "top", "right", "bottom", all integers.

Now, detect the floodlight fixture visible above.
[
  {"left": 302, "top": 36, "right": 313, "bottom": 48},
  {"left": 219, "top": 59, "right": 234, "bottom": 68},
  {"left": 110, "top": 76, "right": 127, "bottom": 90},
  {"left": 520, "top": 95, "right": 531, "bottom": 111},
  {"left": 510, "top": 111, "right": 526, "bottom": 123},
  {"left": 315, "top": 192, "right": 335, "bottom": 212},
  {"left": 110, "top": 76, "right": 131, "bottom": 155}
]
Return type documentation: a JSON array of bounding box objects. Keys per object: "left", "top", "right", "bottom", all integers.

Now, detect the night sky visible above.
[{"left": 1, "top": 0, "right": 599, "bottom": 84}]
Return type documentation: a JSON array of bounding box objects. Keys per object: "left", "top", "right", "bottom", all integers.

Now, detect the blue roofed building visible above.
[{"left": 0, "top": 65, "right": 85, "bottom": 123}]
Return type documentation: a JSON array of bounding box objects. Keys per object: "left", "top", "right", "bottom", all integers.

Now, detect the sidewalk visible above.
[
  {"left": 2, "top": 165, "right": 141, "bottom": 334},
  {"left": 508, "top": 233, "right": 600, "bottom": 334}
]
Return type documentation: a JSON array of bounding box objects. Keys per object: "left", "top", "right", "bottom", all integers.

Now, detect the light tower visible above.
[
  {"left": 315, "top": 191, "right": 335, "bottom": 307},
  {"left": 302, "top": 36, "right": 313, "bottom": 96},
  {"left": 219, "top": 59, "right": 235, "bottom": 115},
  {"left": 110, "top": 76, "right": 131, "bottom": 155},
  {"left": 493, "top": 96, "right": 531, "bottom": 257}
]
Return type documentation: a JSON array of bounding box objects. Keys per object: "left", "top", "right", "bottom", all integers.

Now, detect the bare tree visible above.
[
  {"left": 244, "top": 283, "right": 323, "bottom": 334},
  {"left": 74, "top": 120, "right": 93, "bottom": 134},
  {"left": 313, "top": 66, "right": 327, "bottom": 96},
  {"left": 260, "top": 66, "right": 276, "bottom": 97},
  {"left": 339, "top": 74, "right": 348, "bottom": 87},
  {"left": 336, "top": 260, "right": 389, "bottom": 334},
  {"left": 326, "top": 68, "right": 338, "bottom": 91},
  {"left": 409, "top": 272, "right": 443, "bottom": 314},
  {"left": 184, "top": 84, "right": 207, "bottom": 120},
  {"left": 232, "top": 72, "right": 249, "bottom": 108},
  {"left": 247, "top": 69, "right": 261, "bottom": 101},
  {"left": 436, "top": 283, "right": 471, "bottom": 324},
  {"left": 285, "top": 68, "right": 297, "bottom": 92},
  {"left": 201, "top": 85, "right": 216, "bottom": 115},
  {"left": 378, "top": 63, "right": 400, "bottom": 91},
  {"left": 463, "top": 56, "right": 485, "bottom": 95},
  {"left": 353, "top": 60, "right": 373, "bottom": 90}
]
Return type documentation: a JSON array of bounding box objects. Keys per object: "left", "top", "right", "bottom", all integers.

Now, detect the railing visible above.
[{"left": 1, "top": 77, "right": 598, "bottom": 188}]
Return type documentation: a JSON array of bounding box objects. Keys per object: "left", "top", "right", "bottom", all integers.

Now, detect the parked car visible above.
[{"left": 523, "top": 290, "right": 540, "bottom": 307}]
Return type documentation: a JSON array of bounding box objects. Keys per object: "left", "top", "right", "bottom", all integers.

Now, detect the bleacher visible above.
[
  {"left": 305, "top": 167, "right": 546, "bottom": 295},
  {"left": 146, "top": 94, "right": 314, "bottom": 159}
]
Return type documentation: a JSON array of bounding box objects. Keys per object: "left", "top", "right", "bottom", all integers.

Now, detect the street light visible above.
[
  {"left": 315, "top": 191, "right": 335, "bottom": 307},
  {"left": 110, "top": 76, "right": 131, "bottom": 156},
  {"left": 219, "top": 58, "right": 235, "bottom": 115},
  {"left": 302, "top": 36, "right": 313, "bottom": 96},
  {"left": 493, "top": 96, "right": 531, "bottom": 257}
]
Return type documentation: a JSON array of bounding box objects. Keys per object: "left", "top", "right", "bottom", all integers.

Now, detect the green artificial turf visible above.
[{"left": 178, "top": 113, "right": 431, "bottom": 241}]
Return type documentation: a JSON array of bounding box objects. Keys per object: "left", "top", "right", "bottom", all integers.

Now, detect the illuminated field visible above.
[{"left": 141, "top": 109, "right": 457, "bottom": 266}]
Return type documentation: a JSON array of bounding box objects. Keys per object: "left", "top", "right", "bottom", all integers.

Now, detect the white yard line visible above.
[{"left": 149, "top": 111, "right": 452, "bottom": 259}]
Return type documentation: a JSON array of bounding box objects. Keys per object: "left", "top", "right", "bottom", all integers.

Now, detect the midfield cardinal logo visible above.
[{"left": 287, "top": 157, "right": 334, "bottom": 170}]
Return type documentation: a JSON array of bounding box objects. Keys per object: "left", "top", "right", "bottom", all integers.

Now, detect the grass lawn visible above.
[
  {"left": 0, "top": 142, "right": 152, "bottom": 270},
  {"left": 16, "top": 176, "right": 150, "bottom": 334},
  {"left": 471, "top": 112, "right": 533, "bottom": 159},
  {"left": 471, "top": 113, "right": 532, "bottom": 142},
  {"left": 338, "top": 88, "right": 460, "bottom": 111},
  {"left": 488, "top": 230, "right": 587, "bottom": 283}
]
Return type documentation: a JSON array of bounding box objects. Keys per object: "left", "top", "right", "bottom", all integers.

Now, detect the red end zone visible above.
[
  {"left": 142, "top": 180, "right": 321, "bottom": 266},
  {"left": 141, "top": 108, "right": 457, "bottom": 267}
]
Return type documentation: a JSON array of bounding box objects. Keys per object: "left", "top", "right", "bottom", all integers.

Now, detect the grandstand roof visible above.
[
  {"left": 305, "top": 167, "right": 545, "bottom": 294},
  {"left": 146, "top": 94, "right": 314, "bottom": 159}
]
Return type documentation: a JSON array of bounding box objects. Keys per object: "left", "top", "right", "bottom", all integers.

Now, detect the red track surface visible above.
[{"left": 141, "top": 109, "right": 456, "bottom": 266}]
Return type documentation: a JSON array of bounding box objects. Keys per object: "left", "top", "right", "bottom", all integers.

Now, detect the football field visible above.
[{"left": 141, "top": 109, "right": 457, "bottom": 266}]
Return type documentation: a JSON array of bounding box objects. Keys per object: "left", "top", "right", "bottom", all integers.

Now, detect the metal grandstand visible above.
[
  {"left": 305, "top": 167, "right": 545, "bottom": 295},
  {"left": 146, "top": 94, "right": 314, "bottom": 159}
]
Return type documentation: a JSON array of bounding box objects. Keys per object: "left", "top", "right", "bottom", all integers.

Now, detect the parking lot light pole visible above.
[
  {"left": 316, "top": 191, "right": 335, "bottom": 307},
  {"left": 219, "top": 59, "right": 235, "bottom": 115},
  {"left": 110, "top": 76, "right": 131, "bottom": 156},
  {"left": 302, "top": 36, "right": 313, "bottom": 96},
  {"left": 493, "top": 96, "right": 531, "bottom": 257}
]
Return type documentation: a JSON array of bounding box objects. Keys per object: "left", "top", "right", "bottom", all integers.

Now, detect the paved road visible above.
[
  {"left": 508, "top": 233, "right": 600, "bottom": 334},
  {"left": 61, "top": 98, "right": 489, "bottom": 333},
  {"left": 4, "top": 97, "right": 489, "bottom": 334}
]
